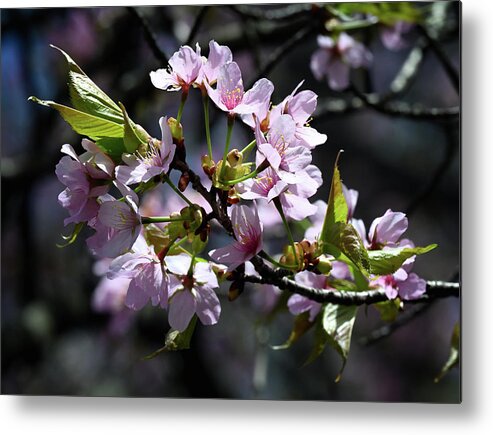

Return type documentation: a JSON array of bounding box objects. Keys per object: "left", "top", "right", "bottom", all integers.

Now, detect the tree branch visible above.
[
  {"left": 245, "top": 256, "right": 459, "bottom": 306},
  {"left": 127, "top": 6, "right": 169, "bottom": 67},
  {"left": 185, "top": 6, "right": 210, "bottom": 46}
]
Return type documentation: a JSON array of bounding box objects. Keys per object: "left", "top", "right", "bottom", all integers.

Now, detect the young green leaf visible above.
[
  {"left": 119, "top": 103, "right": 149, "bottom": 153},
  {"left": 368, "top": 244, "right": 437, "bottom": 275},
  {"left": 435, "top": 322, "right": 460, "bottom": 383},
  {"left": 321, "top": 303, "right": 358, "bottom": 382},
  {"left": 272, "top": 311, "right": 314, "bottom": 350},
  {"left": 28, "top": 96, "right": 124, "bottom": 139},
  {"left": 320, "top": 150, "right": 348, "bottom": 241},
  {"left": 95, "top": 137, "right": 127, "bottom": 160},
  {"left": 50, "top": 45, "right": 124, "bottom": 124}
]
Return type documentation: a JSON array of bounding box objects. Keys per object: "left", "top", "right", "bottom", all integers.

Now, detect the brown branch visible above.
[
  {"left": 127, "top": 7, "right": 169, "bottom": 67},
  {"left": 245, "top": 256, "right": 459, "bottom": 306}
]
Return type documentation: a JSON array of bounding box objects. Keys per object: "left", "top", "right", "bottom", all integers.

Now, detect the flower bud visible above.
[
  {"left": 167, "top": 117, "right": 183, "bottom": 142},
  {"left": 315, "top": 256, "right": 333, "bottom": 275},
  {"left": 178, "top": 172, "right": 190, "bottom": 191}
]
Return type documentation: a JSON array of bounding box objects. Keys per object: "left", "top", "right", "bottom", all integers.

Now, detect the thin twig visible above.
[
  {"left": 418, "top": 24, "right": 460, "bottom": 94},
  {"left": 247, "top": 23, "right": 317, "bottom": 88},
  {"left": 127, "top": 6, "right": 169, "bottom": 67},
  {"left": 229, "top": 4, "right": 312, "bottom": 22},
  {"left": 358, "top": 302, "right": 434, "bottom": 346},
  {"left": 185, "top": 6, "right": 209, "bottom": 46},
  {"left": 405, "top": 123, "right": 458, "bottom": 216}
]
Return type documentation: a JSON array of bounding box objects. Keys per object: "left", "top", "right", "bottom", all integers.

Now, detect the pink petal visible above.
[
  {"left": 398, "top": 273, "right": 426, "bottom": 300},
  {"left": 194, "top": 286, "right": 221, "bottom": 326},
  {"left": 150, "top": 69, "right": 180, "bottom": 91},
  {"left": 125, "top": 279, "right": 149, "bottom": 311},
  {"left": 288, "top": 90, "right": 318, "bottom": 125},
  {"left": 234, "top": 78, "right": 273, "bottom": 115},
  {"left": 168, "top": 289, "right": 196, "bottom": 332},
  {"left": 165, "top": 253, "right": 192, "bottom": 276},
  {"left": 328, "top": 59, "right": 350, "bottom": 91}
]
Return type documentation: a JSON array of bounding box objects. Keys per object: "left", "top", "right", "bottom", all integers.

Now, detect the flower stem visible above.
[
  {"left": 219, "top": 114, "right": 235, "bottom": 182},
  {"left": 273, "top": 197, "right": 299, "bottom": 269},
  {"left": 163, "top": 175, "right": 194, "bottom": 207},
  {"left": 141, "top": 216, "right": 188, "bottom": 224},
  {"left": 241, "top": 139, "right": 256, "bottom": 159},
  {"left": 176, "top": 89, "right": 189, "bottom": 124},
  {"left": 225, "top": 167, "right": 261, "bottom": 185},
  {"left": 202, "top": 94, "right": 213, "bottom": 159}
]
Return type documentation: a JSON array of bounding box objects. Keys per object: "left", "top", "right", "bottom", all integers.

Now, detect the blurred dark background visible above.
[{"left": 1, "top": 2, "right": 460, "bottom": 401}]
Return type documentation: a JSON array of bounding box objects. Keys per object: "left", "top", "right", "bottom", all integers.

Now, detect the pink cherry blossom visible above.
[
  {"left": 86, "top": 184, "right": 142, "bottom": 258},
  {"left": 150, "top": 45, "right": 202, "bottom": 92},
  {"left": 380, "top": 21, "right": 413, "bottom": 51},
  {"left": 166, "top": 254, "right": 221, "bottom": 332},
  {"left": 205, "top": 61, "right": 274, "bottom": 116},
  {"left": 197, "top": 40, "right": 233, "bottom": 85},
  {"left": 288, "top": 271, "right": 328, "bottom": 321},
  {"left": 55, "top": 140, "right": 114, "bottom": 226},
  {"left": 311, "top": 33, "right": 372, "bottom": 91},
  {"left": 92, "top": 258, "right": 133, "bottom": 336},
  {"left": 255, "top": 114, "right": 312, "bottom": 183},
  {"left": 368, "top": 209, "right": 408, "bottom": 249},
  {"left": 116, "top": 117, "right": 175, "bottom": 185},
  {"left": 108, "top": 236, "right": 168, "bottom": 310},
  {"left": 373, "top": 270, "right": 426, "bottom": 301},
  {"left": 209, "top": 204, "right": 263, "bottom": 271},
  {"left": 239, "top": 166, "right": 321, "bottom": 221},
  {"left": 270, "top": 81, "right": 327, "bottom": 149}
]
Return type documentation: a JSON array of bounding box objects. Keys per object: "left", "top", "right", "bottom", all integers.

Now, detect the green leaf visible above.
[
  {"left": 435, "top": 322, "right": 460, "bottom": 383},
  {"left": 321, "top": 303, "right": 358, "bottom": 382},
  {"left": 56, "top": 222, "right": 85, "bottom": 248},
  {"left": 120, "top": 103, "right": 148, "bottom": 153},
  {"left": 50, "top": 45, "right": 124, "bottom": 124},
  {"left": 320, "top": 151, "right": 348, "bottom": 243},
  {"left": 272, "top": 312, "right": 314, "bottom": 350},
  {"left": 28, "top": 96, "right": 124, "bottom": 139},
  {"left": 143, "top": 316, "right": 197, "bottom": 360},
  {"left": 95, "top": 137, "right": 127, "bottom": 160},
  {"left": 368, "top": 244, "right": 437, "bottom": 275},
  {"left": 319, "top": 152, "right": 370, "bottom": 278}
]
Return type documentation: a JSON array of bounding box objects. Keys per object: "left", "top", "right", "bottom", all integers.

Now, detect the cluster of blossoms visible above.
[
  {"left": 310, "top": 20, "right": 413, "bottom": 90},
  {"left": 54, "top": 38, "right": 429, "bottom": 343}
]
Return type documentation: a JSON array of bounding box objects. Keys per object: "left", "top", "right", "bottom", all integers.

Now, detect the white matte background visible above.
[{"left": 0, "top": 0, "right": 489, "bottom": 433}]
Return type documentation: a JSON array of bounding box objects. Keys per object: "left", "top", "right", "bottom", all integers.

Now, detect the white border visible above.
[{"left": 2, "top": 0, "right": 493, "bottom": 434}]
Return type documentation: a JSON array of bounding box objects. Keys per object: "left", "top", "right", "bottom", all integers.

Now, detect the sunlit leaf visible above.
[
  {"left": 368, "top": 244, "right": 437, "bottom": 275},
  {"left": 51, "top": 45, "right": 124, "bottom": 123},
  {"left": 28, "top": 96, "right": 124, "bottom": 139},
  {"left": 321, "top": 303, "right": 358, "bottom": 382}
]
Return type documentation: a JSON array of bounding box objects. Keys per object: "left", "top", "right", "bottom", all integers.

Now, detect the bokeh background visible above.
[{"left": 1, "top": 2, "right": 460, "bottom": 401}]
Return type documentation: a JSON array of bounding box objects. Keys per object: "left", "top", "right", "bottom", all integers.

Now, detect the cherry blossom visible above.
[
  {"left": 205, "top": 61, "right": 274, "bottom": 117},
  {"left": 116, "top": 117, "right": 175, "bottom": 186},
  {"left": 166, "top": 254, "right": 221, "bottom": 332},
  {"left": 150, "top": 45, "right": 202, "bottom": 92},
  {"left": 310, "top": 33, "right": 372, "bottom": 91},
  {"left": 209, "top": 204, "right": 263, "bottom": 271},
  {"left": 108, "top": 236, "right": 168, "bottom": 310}
]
